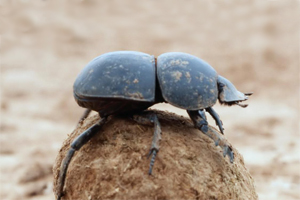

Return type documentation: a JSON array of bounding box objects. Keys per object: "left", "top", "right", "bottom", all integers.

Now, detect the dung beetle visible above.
[{"left": 56, "top": 51, "right": 252, "bottom": 200}]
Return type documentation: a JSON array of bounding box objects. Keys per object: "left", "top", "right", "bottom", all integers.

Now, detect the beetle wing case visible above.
[
  {"left": 73, "top": 51, "right": 156, "bottom": 102},
  {"left": 157, "top": 52, "right": 218, "bottom": 110}
]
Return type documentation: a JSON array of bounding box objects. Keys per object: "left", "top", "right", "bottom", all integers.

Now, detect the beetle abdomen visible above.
[
  {"left": 157, "top": 52, "right": 218, "bottom": 110},
  {"left": 74, "top": 95, "right": 154, "bottom": 117},
  {"left": 74, "top": 51, "right": 156, "bottom": 102}
]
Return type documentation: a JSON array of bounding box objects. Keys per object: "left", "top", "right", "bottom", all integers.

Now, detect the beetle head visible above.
[{"left": 217, "top": 75, "right": 252, "bottom": 108}]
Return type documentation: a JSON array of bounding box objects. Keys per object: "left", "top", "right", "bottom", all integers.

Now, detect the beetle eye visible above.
[{"left": 218, "top": 83, "right": 225, "bottom": 87}]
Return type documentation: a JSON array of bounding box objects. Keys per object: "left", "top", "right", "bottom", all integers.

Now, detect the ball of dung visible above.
[{"left": 53, "top": 110, "right": 257, "bottom": 200}]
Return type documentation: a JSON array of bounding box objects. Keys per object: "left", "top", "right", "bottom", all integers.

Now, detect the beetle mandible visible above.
[{"left": 56, "top": 51, "right": 252, "bottom": 200}]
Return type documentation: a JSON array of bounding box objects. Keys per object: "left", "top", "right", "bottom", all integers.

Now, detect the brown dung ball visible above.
[{"left": 53, "top": 110, "right": 257, "bottom": 200}]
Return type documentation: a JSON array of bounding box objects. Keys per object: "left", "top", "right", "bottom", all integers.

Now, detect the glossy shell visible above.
[
  {"left": 73, "top": 51, "right": 156, "bottom": 102},
  {"left": 157, "top": 52, "right": 218, "bottom": 110}
]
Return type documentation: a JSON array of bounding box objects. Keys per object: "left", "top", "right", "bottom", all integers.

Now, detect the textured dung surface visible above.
[{"left": 53, "top": 111, "right": 257, "bottom": 200}]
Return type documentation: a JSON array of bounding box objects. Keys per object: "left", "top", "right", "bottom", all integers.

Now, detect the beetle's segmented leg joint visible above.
[
  {"left": 148, "top": 148, "right": 158, "bottom": 175},
  {"left": 132, "top": 112, "right": 162, "bottom": 175},
  {"left": 206, "top": 107, "right": 224, "bottom": 134},
  {"left": 187, "top": 110, "right": 235, "bottom": 163}
]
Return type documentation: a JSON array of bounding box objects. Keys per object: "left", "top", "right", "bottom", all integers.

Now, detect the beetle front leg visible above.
[
  {"left": 206, "top": 107, "right": 224, "bottom": 134},
  {"left": 56, "top": 117, "right": 107, "bottom": 200},
  {"left": 132, "top": 112, "right": 161, "bottom": 175},
  {"left": 187, "top": 110, "right": 234, "bottom": 163}
]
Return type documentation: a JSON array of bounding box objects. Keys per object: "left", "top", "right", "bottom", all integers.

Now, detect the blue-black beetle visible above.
[{"left": 56, "top": 51, "right": 252, "bottom": 200}]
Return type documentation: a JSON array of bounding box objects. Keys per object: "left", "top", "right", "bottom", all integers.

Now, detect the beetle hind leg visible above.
[
  {"left": 133, "top": 112, "right": 161, "bottom": 175},
  {"left": 56, "top": 116, "right": 107, "bottom": 200},
  {"left": 187, "top": 110, "right": 234, "bottom": 163}
]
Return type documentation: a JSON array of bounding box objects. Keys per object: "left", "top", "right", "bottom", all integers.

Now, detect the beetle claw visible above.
[
  {"left": 188, "top": 110, "right": 235, "bottom": 163},
  {"left": 215, "top": 139, "right": 220, "bottom": 146},
  {"left": 132, "top": 112, "right": 161, "bottom": 175},
  {"left": 148, "top": 148, "right": 158, "bottom": 175},
  {"left": 223, "top": 145, "right": 234, "bottom": 163}
]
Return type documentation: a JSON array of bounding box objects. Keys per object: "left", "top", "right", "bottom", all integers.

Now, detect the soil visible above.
[{"left": 1, "top": 1, "right": 299, "bottom": 200}]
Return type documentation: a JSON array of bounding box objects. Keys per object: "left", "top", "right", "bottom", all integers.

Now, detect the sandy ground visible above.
[{"left": 0, "top": 1, "right": 299, "bottom": 200}]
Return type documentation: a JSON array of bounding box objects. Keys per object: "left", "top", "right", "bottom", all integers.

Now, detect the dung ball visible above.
[{"left": 53, "top": 110, "right": 257, "bottom": 200}]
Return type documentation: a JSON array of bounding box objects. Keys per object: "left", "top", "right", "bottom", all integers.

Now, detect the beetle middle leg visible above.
[
  {"left": 132, "top": 112, "right": 162, "bottom": 175},
  {"left": 56, "top": 116, "right": 107, "bottom": 200},
  {"left": 187, "top": 110, "right": 234, "bottom": 163}
]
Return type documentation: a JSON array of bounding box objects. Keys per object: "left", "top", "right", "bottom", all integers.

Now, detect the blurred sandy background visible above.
[{"left": 0, "top": 1, "right": 299, "bottom": 200}]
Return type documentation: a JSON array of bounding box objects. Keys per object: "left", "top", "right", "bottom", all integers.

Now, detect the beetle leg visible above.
[
  {"left": 187, "top": 110, "right": 234, "bottom": 163},
  {"left": 133, "top": 112, "right": 161, "bottom": 175},
  {"left": 205, "top": 107, "right": 224, "bottom": 134},
  {"left": 78, "top": 109, "right": 92, "bottom": 123},
  {"left": 56, "top": 116, "right": 107, "bottom": 200}
]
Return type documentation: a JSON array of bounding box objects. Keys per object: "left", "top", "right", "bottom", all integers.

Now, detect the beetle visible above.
[{"left": 56, "top": 51, "right": 252, "bottom": 200}]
